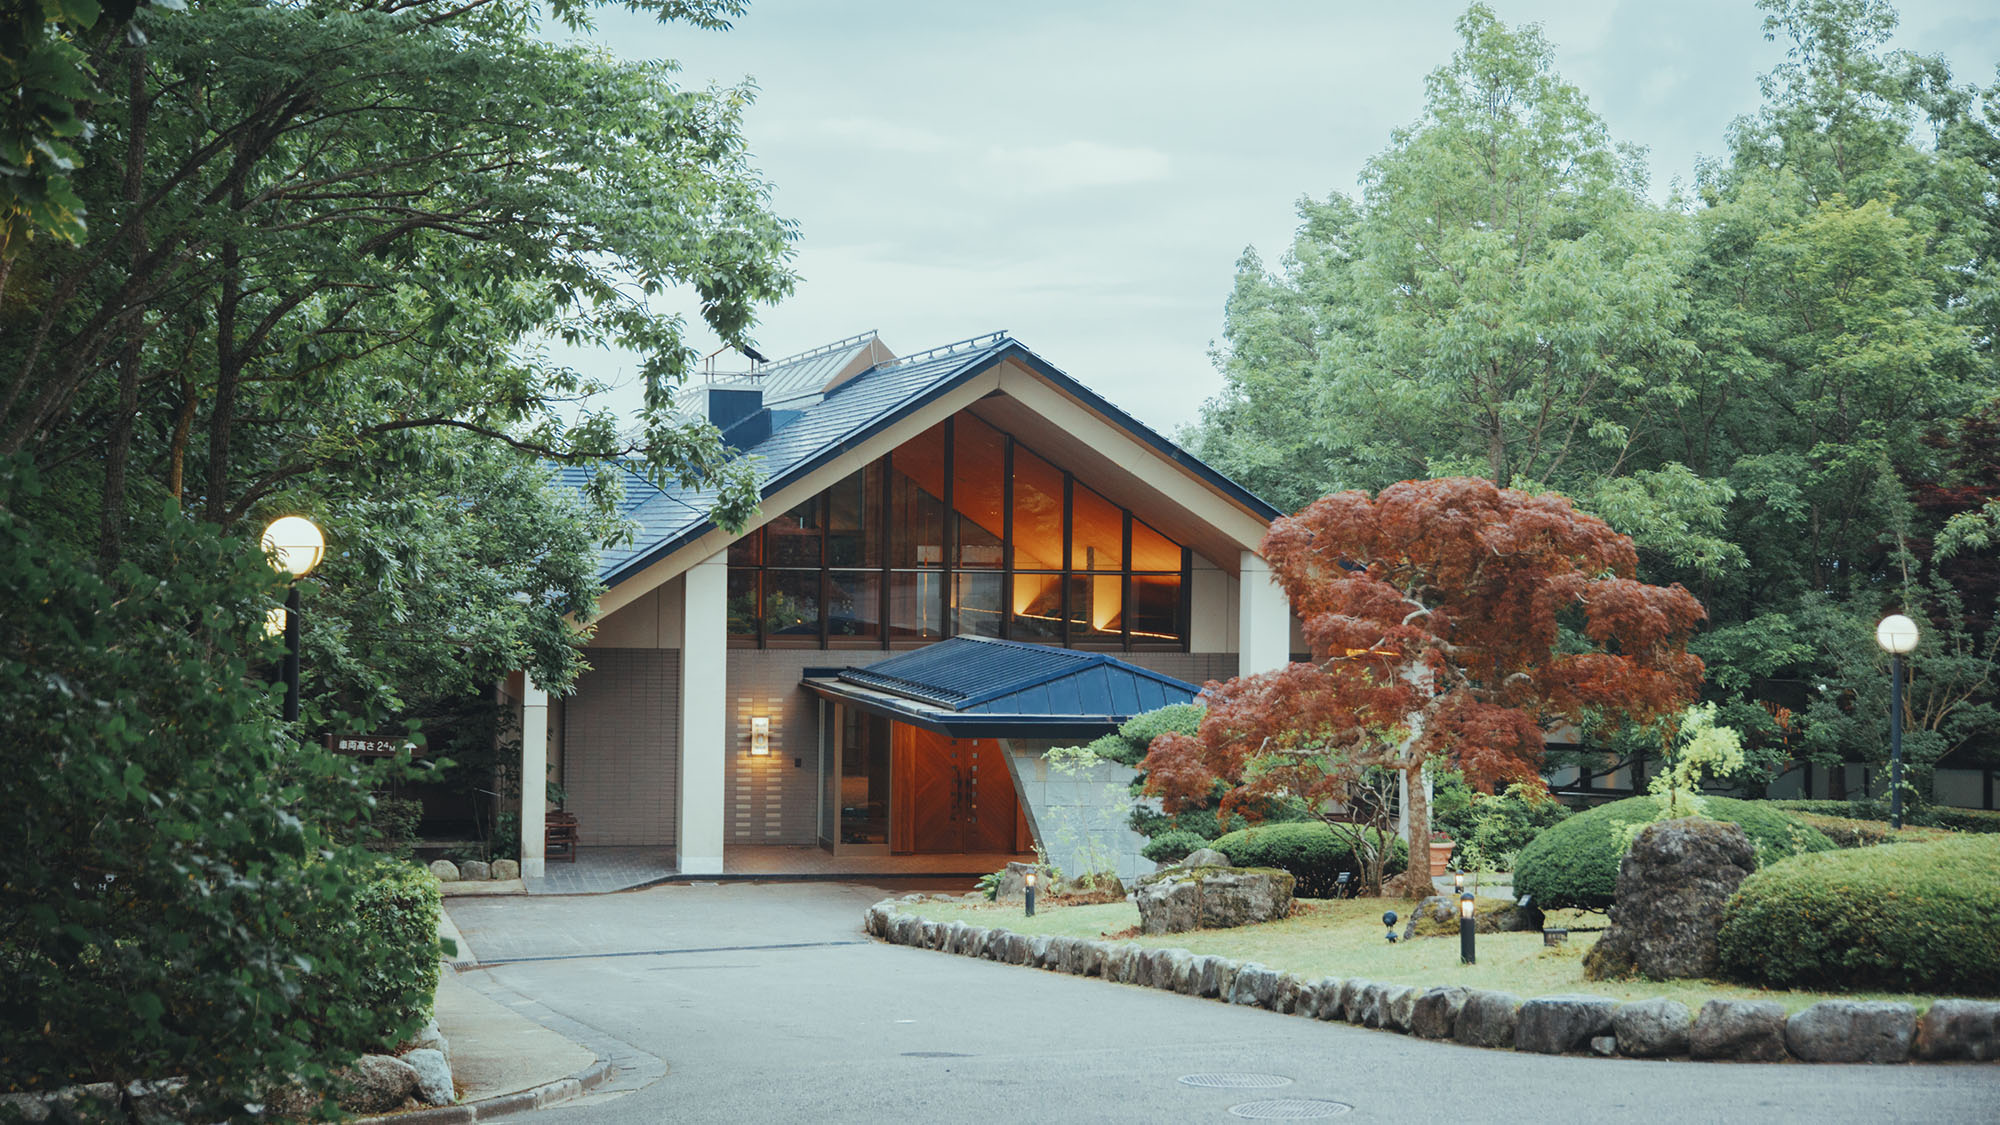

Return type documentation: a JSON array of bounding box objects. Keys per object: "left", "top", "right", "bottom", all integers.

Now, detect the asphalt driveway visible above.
[{"left": 444, "top": 883, "right": 1997, "bottom": 1124}]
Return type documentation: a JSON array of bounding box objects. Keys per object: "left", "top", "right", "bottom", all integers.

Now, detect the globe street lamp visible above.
[
  {"left": 263, "top": 516, "right": 325, "bottom": 724},
  {"left": 1875, "top": 613, "right": 1920, "bottom": 830}
]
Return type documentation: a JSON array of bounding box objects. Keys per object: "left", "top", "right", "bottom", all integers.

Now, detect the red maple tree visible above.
[{"left": 1142, "top": 477, "right": 1708, "bottom": 895}]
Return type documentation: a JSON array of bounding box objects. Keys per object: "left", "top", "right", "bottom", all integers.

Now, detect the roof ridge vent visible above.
[
  {"left": 760, "top": 330, "right": 882, "bottom": 370},
  {"left": 877, "top": 330, "right": 1009, "bottom": 370}
]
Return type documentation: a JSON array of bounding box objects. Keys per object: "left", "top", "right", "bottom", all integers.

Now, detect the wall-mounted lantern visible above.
[{"left": 750, "top": 715, "right": 770, "bottom": 755}]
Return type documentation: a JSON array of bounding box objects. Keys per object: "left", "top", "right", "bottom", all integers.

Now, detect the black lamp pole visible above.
[
  {"left": 1889, "top": 650, "right": 1904, "bottom": 831},
  {"left": 1459, "top": 892, "right": 1476, "bottom": 965},
  {"left": 281, "top": 585, "right": 302, "bottom": 723}
]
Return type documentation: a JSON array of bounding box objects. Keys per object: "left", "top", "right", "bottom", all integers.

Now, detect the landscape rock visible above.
[
  {"left": 993, "top": 861, "right": 1050, "bottom": 901},
  {"left": 1454, "top": 990, "right": 1523, "bottom": 1049},
  {"left": 1200, "top": 957, "right": 1239, "bottom": 1000},
  {"left": 1135, "top": 867, "right": 1294, "bottom": 933},
  {"left": 1589, "top": 1036, "right": 1618, "bottom": 1057},
  {"left": 1030, "top": 934, "right": 1056, "bottom": 968},
  {"left": 1168, "top": 949, "right": 1199, "bottom": 994},
  {"left": 410, "top": 1018, "right": 449, "bottom": 1063},
  {"left": 1003, "top": 932, "right": 1031, "bottom": 965},
  {"left": 1691, "top": 1000, "right": 1789, "bottom": 1061},
  {"left": 1613, "top": 997, "right": 1691, "bottom": 1057},
  {"left": 1230, "top": 964, "right": 1280, "bottom": 1007},
  {"left": 1402, "top": 895, "right": 1542, "bottom": 939},
  {"left": 1339, "top": 979, "right": 1372, "bottom": 1026},
  {"left": 427, "top": 860, "right": 460, "bottom": 882},
  {"left": 1294, "top": 980, "right": 1322, "bottom": 1019},
  {"left": 335, "top": 1054, "right": 419, "bottom": 1115},
  {"left": 490, "top": 859, "right": 520, "bottom": 880},
  {"left": 459, "top": 859, "right": 491, "bottom": 881},
  {"left": 1785, "top": 1001, "right": 1917, "bottom": 1064},
  {"left": 1101, "top": 941, "right": 1135, "bottom": 981},
  {"left": 1076, "top": 941, "right": 1107, "bottom": 976},
  {"left": 1584, "top": 819, "right": 1755, "bottom": 982},
  {"left": 1182, "top": 847, "right": 1231, "bottom": 868},
  {"left": 981, "top": 929, "right": 1009, "bottom": 961},
  {"left": 1914, "top": 999, "right": 2000, "bottom": 1062},
  {"left": 1516, "top": 995, "right": 1616, "bottom": 1054},
  {"left": 401, "top": 1048, "right": 453, "bottom": 1106},
  {"left": 1315, "top": 978, "right": 1346, "bottom": 1021},
  {"left": 1356, "top": 982, "right": 1391, "bottom": 1028},
  {"left": 1381, "top": 986, "right": 1419, "bottom": 1033},
  {"left": 1410, "top": 986, "right": 1470, "bottom": 1039}
]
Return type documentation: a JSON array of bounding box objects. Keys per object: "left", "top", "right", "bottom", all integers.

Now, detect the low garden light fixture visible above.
[
  {"left": 750, "top": 715, "right": 770, "bottom": 755},
  {"left": 1382, "top": 909, "right": 1399, "bottom": 943},
  {"left": 1025, "top": 870, "right": 1036, "bottom": 917},
  {"left": 1875, "top": 613, "right": 1919, "bottom": 830},
  {"left": 1452, "top": 871, "right": 1464, "bottom": 895},
  {"left": 261, "top": 515, "right": 323, "bottom": 724},
  {"left": 1459, "top": 892, "right": 1476, "bottom": 965}
]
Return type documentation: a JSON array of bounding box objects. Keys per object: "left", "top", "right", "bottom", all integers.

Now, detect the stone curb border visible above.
[
  {"left": 366, "top": 1059, "right": 614, "bottom": 1124},
  {"left": 864, "top": 896, "right": 2000, "bottom": 1065}
]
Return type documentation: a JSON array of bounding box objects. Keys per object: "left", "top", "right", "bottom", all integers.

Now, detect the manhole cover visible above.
[
  {"left": 1227, "top": 1099, "right": 1353, "bottom": 1120},
  {"left": 1178, "top": 1074, "right": 1294, "bottom": 1089}
]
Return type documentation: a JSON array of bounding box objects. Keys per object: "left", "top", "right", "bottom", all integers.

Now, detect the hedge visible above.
[
  {"left": 1210, "top": 822, "right": 1408, "bottom": 898},
  {"left": 1512, "top": 796, "right": 1835, "bottom": 911},
  {"left": 1791, "top": 812, "right": 1954, "bottom": 849},
  {"left": 1140, "top": 829, "right": 1211, "bottom": 865},
  {"left": 1766, "top": 799, "right": 2000, "bottom": 834},
  {"left": 1717, "top": 834, "right": 2000, "bottom": 993}
]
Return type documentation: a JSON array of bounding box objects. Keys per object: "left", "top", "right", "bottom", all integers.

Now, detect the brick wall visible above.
[
  {"left": 562, "top": 648, "right": 682, "bottom": 846},
  {"left": 724, "top": 650, "right": 832, "bottom": 846}
]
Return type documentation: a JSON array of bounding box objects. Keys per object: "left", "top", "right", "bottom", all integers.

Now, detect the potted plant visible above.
[{"left": 1428, "top": 830, "right": 1456, "bottom": 873}]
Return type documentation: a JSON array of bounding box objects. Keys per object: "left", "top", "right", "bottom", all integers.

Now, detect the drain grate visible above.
[
  {"left": 1227, "top": 1100, "right": 1353, "bottom": 1120},
  {"left": 1178, "top": 1074, "right": 1294, "bottom": 1090}
]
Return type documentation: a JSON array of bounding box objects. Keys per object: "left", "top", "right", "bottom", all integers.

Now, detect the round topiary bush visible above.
[
  {"left": 1209, "top": 822, "right": 1407, "bottom": 898},
  {"left": 1717, "top": 834, "right": 2000, "bottom": 993},
  {"left": 1140, "top": 829, "right": 1211, "bottom": 865},
  {"left": 1512, "top": 796, "right": 1835, "bottom": 911}
]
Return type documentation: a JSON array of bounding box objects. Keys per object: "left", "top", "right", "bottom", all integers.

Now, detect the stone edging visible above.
[
  {"left": 863, "top": 896, "right": 1999, "bottom": 1064},
  {"left": 366, "top": 1057, "right": 614, "bottom": 1123}
]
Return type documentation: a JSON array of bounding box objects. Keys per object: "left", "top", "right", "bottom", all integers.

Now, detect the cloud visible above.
[
  {"left": 983, "top": 140, "right": 1171, "bottom": 192},
  {"left": 818, "top": 117, "right": 954, "bottom": 153}
]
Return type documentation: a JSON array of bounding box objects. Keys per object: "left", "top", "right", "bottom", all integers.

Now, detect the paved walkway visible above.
[
  {"left": 440, "top": 885, "right": 1999, "bottom": 1123},
  {"left": 522, "top": 846, "right": 1032, "bottom": 896}
]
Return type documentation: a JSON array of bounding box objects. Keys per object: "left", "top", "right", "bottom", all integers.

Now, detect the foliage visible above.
[
  {"left": 1431, "top": 775, "right": 1572, "bottom": 867},
  {"left": 977, "top": 870, "right": 1002, "bottom": 902},
  {"left": 1790, "top": 812, "right": 1953, "bottom": 848},
  {"left": 1184, "top": 0, "right": 2000, "bottom": 807},
  {"left": 1717, "top": 834, "right": 2000, "bottom": 993},
  {"left": 1768, "top": 799, "right": 2000, "bottom": 834},
  {"left": 1926, "top": 807, "right": 2000, "bottom": 834},
  {"left": 1512, "top": 795, "right": 1835, "bottom": 911},
  {"left": 1087, "top": 703, "right": 1206, "bottom": 767},
  {"left": 0, "top": 467, "right": 425, "bottom": 1111},
  {"left": 298, "top": 862, "right": 446, "bottom": 1036},
  {"left": 1142, "top": 477, "right": 1705, "bottom": 894},
  {"left": 1139, "top": 829, "right": 1211, "bottom": 865},
  {"left": 1209, "top": 822, "right": 1408, "bottom": 899},
  {"left": 1643, "top": 703, "right": 1749, "bottom": 819}
]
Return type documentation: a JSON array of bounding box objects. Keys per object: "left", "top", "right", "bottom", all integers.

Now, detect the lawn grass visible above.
[{"left": 903, "top": 897, "right": 1963, "bottom": 1014}]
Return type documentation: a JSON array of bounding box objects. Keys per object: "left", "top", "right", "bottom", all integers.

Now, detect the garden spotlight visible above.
[{"left": 1383, "top": 909, "right": 1399, "bottom": 943}]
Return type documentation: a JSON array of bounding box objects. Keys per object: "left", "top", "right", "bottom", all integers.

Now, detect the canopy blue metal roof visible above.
[
  {"left": 558, "top": 332, "right": 1283, "bottom": 590},
  {"left": 802, "top": 637, "right": 1201, "bottom": 737}
]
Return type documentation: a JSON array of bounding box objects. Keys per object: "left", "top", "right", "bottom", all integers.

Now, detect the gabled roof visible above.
[
  {"left": 560, "top": 332, "right": 1284, "bottom": 591},
  {"left": 802, "top": 636, "right": 1201, "bottom": 737}
]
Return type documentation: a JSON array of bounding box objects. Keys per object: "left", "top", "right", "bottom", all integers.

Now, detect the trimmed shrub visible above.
[
  {"left": 1141, "top": 829, "right": 1211, "bottom": 865},
  {"left": 299, "top": 861, "right": 445, "bottom": 1037},
  {"left": 1927, "top": 806, "right": 2000, "bottom": 834},
  {"left": 1513, "top": 796, "right": 1835, "bottom": 911},
  {"left": 1717, "top": 834, "right": 2000, "bottom": 993},
  {"left": 1432, "top": 778, "right": 1571, "bottom": 865},
  {"left": 1767, "top": 798, "right": 2000, "bottom": 834},
  {"left": 1792, "top": 812, "right": 1954, "bottom": 849},
  {"left": 1210, "top": 822, "right": 1408, "bottom": 898}
]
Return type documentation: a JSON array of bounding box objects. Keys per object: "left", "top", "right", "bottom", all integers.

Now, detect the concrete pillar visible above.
[
  {"left": 677, "top": 553, "right": 728, "bottom": 874},
  {"left": 520, "top": 676, "right": 548, "bottom": 878},
  {"left": 1238, "top": 550, "right": 1291, "bottom": 676}
]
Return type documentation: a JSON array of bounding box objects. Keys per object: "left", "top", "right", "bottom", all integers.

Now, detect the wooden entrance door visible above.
[{"left": 893, "top": 727, "right": 1021, "bottom": 854}]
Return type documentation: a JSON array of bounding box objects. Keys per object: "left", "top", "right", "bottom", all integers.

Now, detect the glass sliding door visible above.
[{"left": 832, "top": 705, "right": 891, "bottom": 856}]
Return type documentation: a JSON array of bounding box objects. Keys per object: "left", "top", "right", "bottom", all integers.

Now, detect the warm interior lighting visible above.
[
  {"left": 261, "top": 515, "right": 325, "bottom": 578},
  {"left": 750, "top": 716, "right": 770, "bottom": 755}
]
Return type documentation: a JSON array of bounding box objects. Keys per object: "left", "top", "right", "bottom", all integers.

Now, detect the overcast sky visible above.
[{"left": 562, "top": 0, "right": 2000, "bottom": 437}]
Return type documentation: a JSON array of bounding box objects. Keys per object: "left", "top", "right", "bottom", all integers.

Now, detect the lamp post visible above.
[
  {"left": 262, "top": 516, "right": 325, "bottom": 724},
  {"left": 1875, "top": 613, "right": 1920, "bottom": 830},
  {"left": 1459, "top": 892, "right": 1476, "bottom": 965},
  {"left": 1024, "top": 870, "right": 1037, "bottom": 918}
]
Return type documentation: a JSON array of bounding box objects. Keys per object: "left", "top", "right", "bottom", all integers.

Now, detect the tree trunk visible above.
[{"left": 1400, "top": 763, "right": 1433, "bottom": 899}]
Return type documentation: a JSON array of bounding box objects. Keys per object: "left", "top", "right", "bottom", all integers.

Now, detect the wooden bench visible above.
[{"left": 545, "top": 811, "right": 579, "bottom": 863}]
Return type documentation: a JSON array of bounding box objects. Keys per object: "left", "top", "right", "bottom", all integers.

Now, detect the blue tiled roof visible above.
[{"left": 563, "top": 333, "right": 1282, "bottom": 588}]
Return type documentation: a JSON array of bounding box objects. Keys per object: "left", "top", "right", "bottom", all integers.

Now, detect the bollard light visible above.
[
  {"left": 1459, "top": 892, "right": 1476, "bottom": 965},
  {"left": 1383, "top": 909, "right": 1399, "bottom": 943},
  {"left": 1025, "top": 869, "right": 1037, "bottom": 917},
  {"left": 1452, "top": 871, "right": 1464, "bottom": 895}
]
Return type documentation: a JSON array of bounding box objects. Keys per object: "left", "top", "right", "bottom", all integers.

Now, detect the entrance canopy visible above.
[{"left": 801, "top": 636, "right": 1201, "bottom": 739}]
